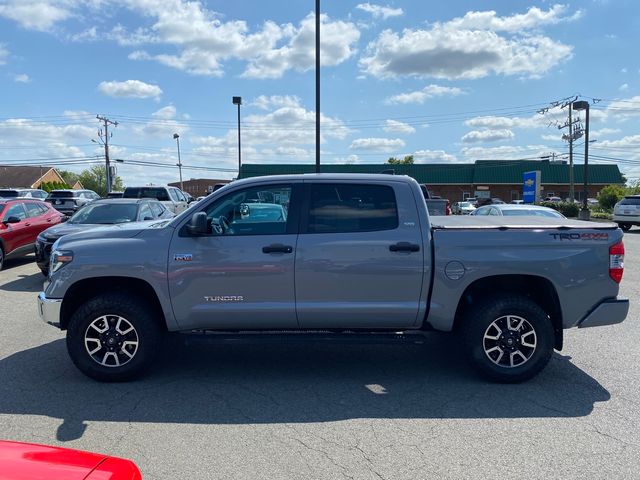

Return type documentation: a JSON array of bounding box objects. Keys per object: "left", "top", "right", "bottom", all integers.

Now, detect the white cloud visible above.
[
  {"left": 349, "top": 137, "right": 405, "bottom": 152},
  {"left": 0, "top": 1, "right": 72, "bottom": 32},
  {"left": 360, "top": 5, "right": 576, "bottom": 80},
  {"left": 385, "top": 84, "right": 464, "bottom": 104},
  {"left": 383, "top": 119, "right": 415, "bottom": 134},
  {"left": 619, "top": 83, "right": 629, "bottom": 91},
  {"left": 597, "top": 134, "right": 640, "bottom": 149},
  {"left": 98, "top": 80, "right": 162, "bottom": 99},
  {"left": 606, "top": 96, "right": 640, "bottom": 120},
  {"left": 461, "top": 144, "right": 555, "bottom": 160},
  {"left": 250, "top": 95, "right": 302, "bottom": 110},
  {"left": 0, "top": 44, "right": 8, "bottom": 65},
  {"left": 356, "top": 3, "right": 403, "bottom": 20},
  {"left": 151, "top": 105, "right": 176, "bottom": 119},
  {"left": 591, "top": 128, "right": 621, "bottom": 137},
  {"left": 13, "top": 73, "right": 30, "bottom": 83},
  {"left": 621, "top": 67, "right": 628, "bottom": 73},
  {"left": 413, "top": 149, "right": 457, "bottom": 163},
  {"left": 461, "top": 129, "right": 515, "bottom": 143}
]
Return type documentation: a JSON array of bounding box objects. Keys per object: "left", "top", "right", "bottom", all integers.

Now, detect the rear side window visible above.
[
  {"left": 0, "top": 190, "right": 19, "bottom": 198},
  {"left": 169, "top": 189, "right": 180, "bottom": 202},
  {"left": 124, "top": 187, "right": 171, "bottom": 201},
  {"left": 25, "top": 202, "right": 46, "bottom": 217},
  {"left": 306, "top": 183, "right": 398, "bottom": 234},
  {"left": 620, "top": 197, "right": 640, "bottom": 205},
  {"left": 150, "top": 202, "right": 165, "bottom": 217}
]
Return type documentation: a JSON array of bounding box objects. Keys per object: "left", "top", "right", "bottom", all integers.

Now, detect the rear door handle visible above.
[
  {"left": 262, "top": 244, "right": 293, "bottom": 254},
  {"left": 389, "top": 242, "right": 420, "bottom": 252}
]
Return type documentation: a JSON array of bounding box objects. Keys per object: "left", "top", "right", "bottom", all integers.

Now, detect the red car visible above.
[
  {"left": 0, "top": 440, "right": 142, "bottom": 479},
  {"left": 0, "top": 199, "right": 64, "bottom": 270}
]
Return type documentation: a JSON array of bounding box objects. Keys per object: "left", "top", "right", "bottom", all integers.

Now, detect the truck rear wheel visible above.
[
  {"left": 66, "top": 292, "right": 162, "bottom": 382},
  {"left": 462, "top": 295, "right": 554, "bottom": 383}
]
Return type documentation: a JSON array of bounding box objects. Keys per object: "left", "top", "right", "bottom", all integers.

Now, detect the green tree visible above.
[
  {"left": 58, "top": 170, "right": 80, "bottom": 186},
  {"left": 77, "top": 165, "right": 124, "bottom": 197},
  {"left": 598, "top": 184, "right": 626, "bottom": 210},
  {"left": 386, "top": 155, "right": 414, "bottom": 165},
  {"left": 625, "top": 179, "right": 640, "bottom": 195}
]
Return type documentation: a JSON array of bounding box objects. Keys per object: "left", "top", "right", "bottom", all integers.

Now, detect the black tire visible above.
[
  {"left": 461, "top": 295, "right": 554, "bottom": 383},
  {"left": 0, "top": 245, "right": 4, "bottom": 271},
  {"left": 39, "top": 267, "right": 49, "bottom": 277},
  {"left": 618, "top": 223, "right": 631, "bottom": 232},
  {"left": 66, "top": 292, "right": 163, "bottom": 382}
]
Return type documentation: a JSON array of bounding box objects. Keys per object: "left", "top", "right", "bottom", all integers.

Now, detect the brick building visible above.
[
  {"left": 239, "top": 160, "right": 625, "bottom": 202},
  {"left": 0, "top": 165, "right": 66, "bottom": 188},
  {"left": 168, "top": 178, "right": 231, "bottom": 197}
]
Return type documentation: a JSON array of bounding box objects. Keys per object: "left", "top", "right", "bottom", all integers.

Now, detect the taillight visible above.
[
  {"left": 609, "top": 241, "right": 624, "bottom": 283},
  {"left": 446, "top": 200, "right": 451, "bottom": 215}
]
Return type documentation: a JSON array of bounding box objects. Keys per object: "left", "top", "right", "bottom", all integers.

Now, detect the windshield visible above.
[
  {"left": 68, "top": 203, "right": 139, "bottom": 224},
  {"left": 502, "top": 209, "right": 563, "bottom": 218},
  {"left": 123, "top": 187, "right": 170, "bottom": 201},
  {"left": 0, "top": 190, "right": 19, "bottom": 198},
  {"left": 48, "top": 191, "right": 74, "bottom": 198}
]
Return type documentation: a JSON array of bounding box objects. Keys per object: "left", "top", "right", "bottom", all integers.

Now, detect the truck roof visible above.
[{"left": 232, "top": 173, "right": 419, "bottom": 185}]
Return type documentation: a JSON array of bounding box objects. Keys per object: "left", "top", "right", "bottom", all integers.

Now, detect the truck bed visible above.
[{"left": 430, "top": 216, "right": 618, "bottom": 230}]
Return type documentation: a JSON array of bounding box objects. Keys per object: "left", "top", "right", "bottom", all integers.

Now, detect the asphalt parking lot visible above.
[{"left": 1, "top": 232, "right": 639, "bottom": 480}]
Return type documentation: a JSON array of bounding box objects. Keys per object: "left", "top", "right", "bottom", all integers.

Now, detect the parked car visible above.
[
  {"left": 472, "top": 204, "right": 565, "bottom": 218},
  {"left": 0, "top": 440, "right": 141, "bottom": 479},
  {"left": 451, "top": 201, "right": 476, "bottom": 215},
  {"left": 510, "top": 199, "right": 525, "bottom": 204},
  {"left": 36, "top": 198, "right": 173, "bottom": 275},
  {"left": 0, "top": 199, "right": 64, "bottom": 270},
  {"left": 123, "top": 185, "right": 189, "bottom": 214},
  {"left": 587, "top": 198, "right": 599, "bottom": 206},
  {"left": 106, "top": 191, "right": 124, "bottom": 198},
  {"left": 476, "top": 197, "right": 505, "bottom": 207},
  {"left": 39, "top": 174, "right": 628, "bottom": 384},
  {"left": 544, "top": 196, "right": 562, "bottom": 203},
  {"left": 45, "top": 189, "right": 100, "bottom": 215},
  {"left": 0, "top": 188, "right": 48, "bottom": 199},
  {"left": 613, "top": 195, "right": 640, "bottom": 231},
  {"left": 419, "top": 185, "right": 449, "bottom": 215}
]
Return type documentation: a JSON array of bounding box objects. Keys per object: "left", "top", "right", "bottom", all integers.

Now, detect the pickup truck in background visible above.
[
  {"left": 38, "top": 174, "right": 629, "bottom": 383},
  {"left": 419, "top": 184, "right": 450, "bottom": 215}
]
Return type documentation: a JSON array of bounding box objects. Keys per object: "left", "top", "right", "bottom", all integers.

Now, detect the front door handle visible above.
[
  {"left": 262, "top": 244, "right": 293, "bottom": 254},
  {"left": 389, "top": 242, "right": 420, "bottom": 252}
]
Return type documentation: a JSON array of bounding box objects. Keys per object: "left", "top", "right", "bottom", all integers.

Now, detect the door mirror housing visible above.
[
  {"left": 187, "top": 212, "right": 208, "bottom": 235},
  {"left": 3, "top": 216, "right": 21, "bottom": 224},
  {"left": 60, "top": 215, "right": 69, "bottom": 223}
]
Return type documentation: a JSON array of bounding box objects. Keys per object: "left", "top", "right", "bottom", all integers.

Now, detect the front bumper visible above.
[
  {"left": 34, "top": 240, "right": 53, "bottom": 269},
  {"left": 38, "top": 292, "right": 62, "bottom": 328},
  {"left": 578, "top": 297, "right": 629, "bottom": 328}
]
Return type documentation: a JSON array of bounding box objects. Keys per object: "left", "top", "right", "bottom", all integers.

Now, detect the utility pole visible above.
[
  {"left": 315, "top": 0, "right": 320, "bottom": 173},
  {"left": 96, "top": 115, "right": 118, "bottom": 194},
  {"left": 173, "top": 133, "right": 183, "bottom": 190}
]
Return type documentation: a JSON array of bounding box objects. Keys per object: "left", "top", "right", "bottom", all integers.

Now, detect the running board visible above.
[{"left": 177, "top": 330, "right": 429, "bottom": 346}]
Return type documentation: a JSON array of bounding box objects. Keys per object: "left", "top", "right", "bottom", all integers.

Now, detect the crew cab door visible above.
[
  {"left": 168, "top": 182, "right": 301, "bottom": 330},
  {"left": 295, "top": 181, "right": 426, "bottom": 329}
]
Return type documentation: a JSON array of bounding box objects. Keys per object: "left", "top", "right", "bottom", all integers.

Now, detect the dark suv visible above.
[
  {"left": 0, "top": 188, "right": 48, "bottom": 199},
  {"left": 45, "top": 189, "right": 100, "bottom": 215}
]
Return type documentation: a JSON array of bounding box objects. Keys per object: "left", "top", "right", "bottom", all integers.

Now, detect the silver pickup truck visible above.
[{"left": 38, "top": 174, "right": 629, "bottom": 383}]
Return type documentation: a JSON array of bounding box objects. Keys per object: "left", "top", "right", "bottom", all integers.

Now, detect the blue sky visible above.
[{"left": 0, "top": 0, "right": 639, "bottom": 186}]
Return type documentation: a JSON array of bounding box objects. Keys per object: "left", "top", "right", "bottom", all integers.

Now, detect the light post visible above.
[
  {"left": 232, "top": 96, "right": 242, "bottom": 177},
  {"left": 173, "top": 133, "right": 183, "bottom": 191},
  {"left": 572, "top": 100, "right": 590, "bottom": 220}
]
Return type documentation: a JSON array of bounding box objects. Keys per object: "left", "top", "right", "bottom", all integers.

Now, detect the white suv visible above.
[
  {"left": 613, "top": 195, "right": 640, "bottom": 231},
  {"left": 122, "top": 186, "right": 189, "bottom": 214}
]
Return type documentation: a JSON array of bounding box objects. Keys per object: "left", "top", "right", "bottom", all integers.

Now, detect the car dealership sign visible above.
[{"left": 523, "top": 171, "right": 541, "bottom": 204}]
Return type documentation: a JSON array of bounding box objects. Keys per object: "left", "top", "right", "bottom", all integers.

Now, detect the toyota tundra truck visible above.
[{"left": 37, "top": 174, "right": 629, "bottom": 383}]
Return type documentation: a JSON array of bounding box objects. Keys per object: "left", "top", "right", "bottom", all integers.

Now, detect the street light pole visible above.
[
  {"left": 232, "top": 96, "right": 242, "bottom": 177},
  {"left": 315, "top": 0, "right": 320, "bottom": 173},
  {"left": 173, "top": 133, "right": 183, "bottom": 191},
  {"left": 573, "top": 100, "right": 590, "bottom": 220}
]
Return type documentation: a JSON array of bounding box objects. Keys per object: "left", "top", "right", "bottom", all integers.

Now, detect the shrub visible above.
[
  {"left": 598, "top": 184, "right": 625, "bottom": 210},
  {"left": 540, "top": 201, "right": 579, "bottom": 218}
]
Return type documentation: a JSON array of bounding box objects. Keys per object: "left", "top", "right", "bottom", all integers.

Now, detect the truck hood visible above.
[{"left": 54, "top": 220, "right": 172, "bottom": 247}]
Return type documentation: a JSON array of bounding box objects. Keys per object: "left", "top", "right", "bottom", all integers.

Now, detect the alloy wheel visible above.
[
  {"left": 84, "top": 315, "right": 139, "bottom": 367},
  {"left": 483, "top": 315, "right": 537, "bottom": 368}
]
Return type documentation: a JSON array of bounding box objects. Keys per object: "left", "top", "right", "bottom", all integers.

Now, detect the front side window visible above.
[
  {"left": 3, "top": 203, "right": 27, "bottom": 221},
  {"left": 169, "top": 189, "right": 180, "bottom": 202},
  {"left": 306, "top": 183, "right": 398, "bottom": 234},
  {"left": 200, "top": 184, "right": 292, "bottom": 236}
]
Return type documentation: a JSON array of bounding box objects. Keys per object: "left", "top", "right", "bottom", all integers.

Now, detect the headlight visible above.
[{"left": 50, "top": 249, "right": 74, "bottom": 274}]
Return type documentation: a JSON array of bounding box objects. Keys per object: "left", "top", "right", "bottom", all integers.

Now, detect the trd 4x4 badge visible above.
[{"left": 174, "top": 253, "right": 193, "bottom": 261}]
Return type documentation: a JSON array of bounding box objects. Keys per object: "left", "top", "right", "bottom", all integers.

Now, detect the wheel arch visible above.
[
  {"left": 453, "top": 274, "right": 563, "bottom": 350},
  {"left": 60, "top": 276, "right": 168, "bottom": 332}
]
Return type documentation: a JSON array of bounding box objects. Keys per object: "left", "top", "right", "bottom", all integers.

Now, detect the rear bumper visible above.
[
  {"left": 613, "top": 214, "right": 640, "bottom": 224},
  {"left": 578, "top": 297, "right": 629, "bottom": 328},
  {"left": 37, "top": 292, "right": 62, "bottom": 328}
]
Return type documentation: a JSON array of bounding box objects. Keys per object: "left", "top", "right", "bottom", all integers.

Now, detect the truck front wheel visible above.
[
  {"left": 66, "top": 292, "right": 163, "bottom": 382},
  {"left": 462, "top": 296, "right": 554, "bottom": 383}
]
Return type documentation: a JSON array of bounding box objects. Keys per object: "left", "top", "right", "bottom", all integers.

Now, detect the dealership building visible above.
[{"left": 239, "top": 160, "right": 625, "bottom": 202}]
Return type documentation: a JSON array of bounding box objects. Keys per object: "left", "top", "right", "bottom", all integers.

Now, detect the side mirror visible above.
[
  {"left": 3, "top": 216, "right": 20, "bottom": 224},
  {"left": 143, "top": 216, "right": 153, "bottom": 221},
  {"left": 186, "top": 212, "right": 208, "bottom": 235},
  {"left": 60, "top": 216, "right": 69, "bottom": 223}
]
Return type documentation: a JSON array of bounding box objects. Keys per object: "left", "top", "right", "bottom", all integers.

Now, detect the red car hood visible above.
[{"left": 0, "top": 441, "right": 141, "bottom": 480}]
